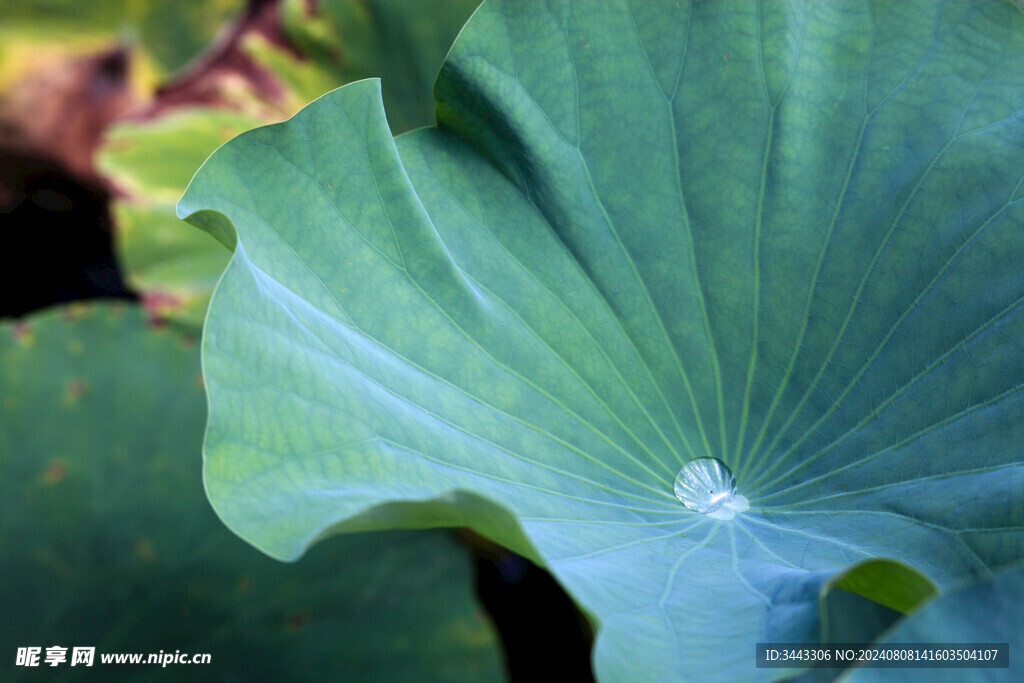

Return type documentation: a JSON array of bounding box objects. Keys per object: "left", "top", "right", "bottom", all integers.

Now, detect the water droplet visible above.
[{"left": 674, "top": 458, "right": 749, "bottom": 520}]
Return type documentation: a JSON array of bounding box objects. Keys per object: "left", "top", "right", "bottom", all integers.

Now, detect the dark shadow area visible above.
[
  {"left": 0, "top": 150, "right": 134, "bottom": 319},
  {"left": 474, "top": 545, "right": 595, "bottom": 682}
]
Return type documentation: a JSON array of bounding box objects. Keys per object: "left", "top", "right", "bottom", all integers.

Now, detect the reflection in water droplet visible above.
[{"left": 674, "top": 458, "right": 749, "bottom": 520}]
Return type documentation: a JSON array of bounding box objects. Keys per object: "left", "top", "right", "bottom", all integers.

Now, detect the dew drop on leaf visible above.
[{"left": 673, "top": 458, "right": 749, "bottom": 520}]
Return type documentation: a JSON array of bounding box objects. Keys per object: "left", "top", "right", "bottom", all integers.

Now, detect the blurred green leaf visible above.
[
  {"left": 0, "top": 302, "right": 504, "bottom": 681},
  {"left": 0, "top": 0, "right": 242, "bottom": 73},
  {"left": 102, "top": 109, "right": 264, "bottom": 201},
  {"left": 98, "top": 1, "right": 481, "bottom": 328},
  {"left": 100, "top": 110, "right": 259, "bottom": 327},
  {"left": 0, "top": 0, "right": 241, "bottom": 72},
  {"left": 846, "top": 564, "right": 1024, "bottom": 682},
  {"left": 825, "top": 559, "right": 938, "bottom": 616}
]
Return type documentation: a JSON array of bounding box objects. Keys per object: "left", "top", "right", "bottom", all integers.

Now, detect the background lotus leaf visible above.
[
  {"left": 0, "top": 303, "right": 504, "bottom": 681},
  {"left": 847, "top": 564, "right": 1024, "bottom": 682}
]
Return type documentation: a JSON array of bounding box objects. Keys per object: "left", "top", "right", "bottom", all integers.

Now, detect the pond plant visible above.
[{"left": 179, "top": 0, "right": 1024, "bottom": 679}]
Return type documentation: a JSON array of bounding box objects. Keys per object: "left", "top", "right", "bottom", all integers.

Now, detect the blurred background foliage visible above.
[
  {"left": 0, "top": 0, "right": 592, "bottom": 679},
  {"left": 0, "top": 0, "right": 241, "bottom": 76},
  {"left": 96, "top": 0, "right": 480, "bottom": 329},
  {"left": 1, "top": 304, "right": 503, "bottom": 681}
]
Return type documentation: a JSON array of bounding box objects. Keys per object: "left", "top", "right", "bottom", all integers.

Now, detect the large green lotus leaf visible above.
[
  {"left": 0, "top": 303, "right": 503, "bottom": 681},
  {"left": 846, "top": 564, "right": 1024, "bottom": 682},
  {"left": 178, "top": 0, "right": 1024, "bottom": 679}
]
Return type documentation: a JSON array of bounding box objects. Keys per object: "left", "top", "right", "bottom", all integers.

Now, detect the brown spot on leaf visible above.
[
  {"left": 62, "top": 302, "right": 93, "bottom": 321},
  {"left": 41, "top": 458, "right": 69, "bottom": 484},
  {"left": 142, "top": 290, "right": 184, "bottom": 324},
  {"left": 61, "top": 378, "right": 86, "bottom": 405},
  {"left": 285, "top": 610, "right": 309, "bottom": 631},
  {"left": 11, "top": 322, "right": 33, "bottom": 347},
  {"left": 134, "top": 538, "right": 156, "bottom": 562}
]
